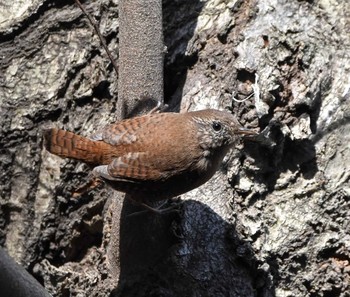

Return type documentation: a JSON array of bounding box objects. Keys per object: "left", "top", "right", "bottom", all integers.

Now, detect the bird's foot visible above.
[
  {"left": 148, "top": 101, "right": 169, "bottom": 114},
  {"left": 128, "top": 198, "right": 183, "bottom": 217}
]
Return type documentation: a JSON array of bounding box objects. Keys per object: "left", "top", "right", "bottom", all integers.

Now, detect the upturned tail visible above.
[{"left": 43, "top": 128, "right": 116, "bottom": 165}]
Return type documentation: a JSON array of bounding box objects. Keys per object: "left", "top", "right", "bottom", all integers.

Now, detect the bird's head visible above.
[{"left": 190, "top": 109, "right": 257, "bottom": 154}]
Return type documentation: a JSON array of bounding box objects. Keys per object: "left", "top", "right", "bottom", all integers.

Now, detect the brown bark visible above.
[{"left": 0, "top": 0, "right": 349, "bottom": 296}]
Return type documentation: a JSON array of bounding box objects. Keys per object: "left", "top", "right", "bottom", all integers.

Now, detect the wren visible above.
[{"left": 43, "top": 109, "right": 256, "bottom": 210}]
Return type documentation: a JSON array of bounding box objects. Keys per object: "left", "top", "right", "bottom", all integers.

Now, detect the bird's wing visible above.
[{"left": 92, "top": 152, "right": 163, "bottom": 182}]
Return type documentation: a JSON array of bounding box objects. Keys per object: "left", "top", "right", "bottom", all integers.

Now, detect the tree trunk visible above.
[{"left": 0, "top": 0, "right": 349, "bottom": 296}]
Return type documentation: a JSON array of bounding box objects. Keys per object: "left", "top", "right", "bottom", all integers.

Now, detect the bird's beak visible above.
[{"left": 235, "top": 127, "right": 259, "bottom": 136}]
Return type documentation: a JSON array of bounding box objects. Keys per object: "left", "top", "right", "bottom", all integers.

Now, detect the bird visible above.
[{"left": 43, "top": 109, "right": 257, "bottom": 212}]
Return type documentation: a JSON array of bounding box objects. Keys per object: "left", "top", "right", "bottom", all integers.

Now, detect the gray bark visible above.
[{"left": 0, "top": 0, "right": 349, "bottom": 296}]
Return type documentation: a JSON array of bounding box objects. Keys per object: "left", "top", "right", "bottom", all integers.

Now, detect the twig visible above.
[{"left": 74, "top": 0, "right": 119, "bottom": 75}]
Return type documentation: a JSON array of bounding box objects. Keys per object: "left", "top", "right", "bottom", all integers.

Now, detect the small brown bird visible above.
[{"left": 44, "top": 109, "right": 256, "bottom": 211}]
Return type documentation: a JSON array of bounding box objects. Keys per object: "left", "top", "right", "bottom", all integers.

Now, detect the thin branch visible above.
[{"left": 74, "top": 0, "right": 119, "bottom": 75}]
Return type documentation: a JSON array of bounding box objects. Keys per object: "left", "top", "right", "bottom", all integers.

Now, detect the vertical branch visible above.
[
  {"left": 117, "top": 0, "right": 164, "bottom": 119},
  {"left": 0, "top": 248, "right": 50, "bottom": 297},
  {"left": 107, "top": 0, "right": 167, "bottom": 286}
]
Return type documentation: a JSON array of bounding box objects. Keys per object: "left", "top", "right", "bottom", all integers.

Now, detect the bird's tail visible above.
[{"left": 43, "top": 128, "right": 115, "bottom": 165}]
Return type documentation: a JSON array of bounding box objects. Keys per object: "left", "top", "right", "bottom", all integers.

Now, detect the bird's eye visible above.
[{"left": 212, "top": 122, "right": 222, "bottom": 132}]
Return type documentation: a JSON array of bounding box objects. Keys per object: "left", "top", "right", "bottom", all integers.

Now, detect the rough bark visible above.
[{"left": 0, "top": 0, "right": 349, "bottom": 296}]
